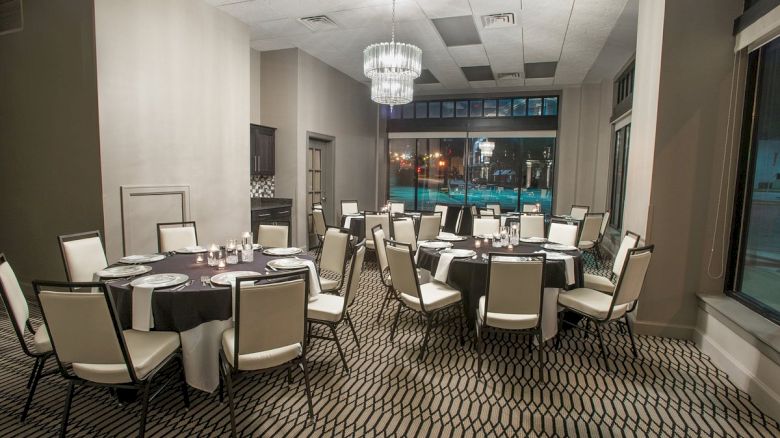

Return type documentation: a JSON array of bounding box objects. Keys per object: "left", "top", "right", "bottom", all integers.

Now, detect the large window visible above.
[
  {"left": 609, "top": 123, "right": 630, "bottom": 229},
  {"left": 391, "top": 96, "right": 559, "bottom": 120},
  {"left": 728, "top": 37, "right": 780, "bottom": 322}
]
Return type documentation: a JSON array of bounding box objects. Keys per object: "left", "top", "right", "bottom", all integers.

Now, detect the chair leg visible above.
[
  {"left": 594, "top": 322, "right": 608, "bottom": 363},
  {"left": 536, "top": 331, "right": 545, "bottom": 381},
  {"left": 177, "top": 355, "right": 190, "bottom": 408},
  {"left": 345, "top": 312, "right": 360, "bottom": 349},
  {"left": 476, "top": 325, "right": 484, "bottom": 377},
  {"left": 594, "top": 246, "right": 603, "bottom": 269},
  {"left": 625, "top": 315, "right": 638, "bottom": 357},
  {"left": 418, "top": 315, "right": 433, "bottom": 361},
  {"left": 59, "top": 381, "right": 76, "bottom": 438},
  {"left": 306, "top": 321, "right": 312, "bottom": 347},
  {"left": 459, "top": 305, "right": 466, "bottom": 347},
  {"left": 328, "top": 325, "right": 350, "bottom": 374},
  {"left": 22, "top": 356, "right": 45, "bottom": 423},
  {"left": 555, "top": 312, "right": 563, "bottom": 351},
  {"left": 376, "top": 287, "right": 391, "bottom": 324},
  {"left": 218, "top": 355, "right": 224, "bottom": 404},
  {"left": 26, "top": 357, "right": 39, "bottom": 390},
  {"left": 389, "top": 302, "right": 402, "bottom": 341},
  {"left": 138, "top": 382, "right": 151, "bottom": 438},
  {"left": 300, "top": 359, "right": 316, "bottom": 422},
  {"left": 222, "top": 367, "right": 238, "bottom": 437}
]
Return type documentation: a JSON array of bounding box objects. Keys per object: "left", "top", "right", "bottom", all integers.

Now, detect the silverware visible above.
[
  {"left": 267, "top": 264, "right": 278, "bottom": 271},
  {"left": 200, "top": 276, "right": 208, "bottom": 287}
]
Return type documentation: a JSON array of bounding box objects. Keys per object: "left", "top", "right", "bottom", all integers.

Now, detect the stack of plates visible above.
[
  {"left": 96, "top": 265, "right": 152, "bottom": 278},
  {"left": 119, "top": 254, "right": 165, "bottom": 264},
  {"left": 520, "top": 237, "right": 546, "bottom": 243},
  {"left": 436, "top": 233, "right": 467, "bottom": 242},
  {"left": 543, "top": 243, "right": 578, "bottom": 251},
  {"left": 267, "top": 258, "right": 308, "bottom": 270},
  {"left": 210, "top": 271, "right": 262, "bottom": 286},
  {"left": 263, "top": 247, "right": 303, "bottom": 256},
  {"left": 441, "top": 248, "right": 476, "bottom": 258},
  {"left": 418, "top": 241, "right": 453, "bottom": 249},
  {"left": 130, "top": 273, "right": 188, "bottom": 288},
  {"left": 176, "top": 246, "right": 207, "bottom": 254}
]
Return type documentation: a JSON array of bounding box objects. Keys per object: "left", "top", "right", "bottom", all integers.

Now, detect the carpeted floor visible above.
[{"left": 0, "top": 253, "right": 778, "bottom": 437}]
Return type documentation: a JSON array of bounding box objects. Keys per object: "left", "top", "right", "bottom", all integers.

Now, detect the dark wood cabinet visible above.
[{"left": 250, "top": 124, "right": 276, "bottom": 176}]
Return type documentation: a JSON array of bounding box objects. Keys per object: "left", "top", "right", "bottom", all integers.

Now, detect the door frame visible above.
[{"left": 307, "top": 131, "right": 336, "bottom": 227}]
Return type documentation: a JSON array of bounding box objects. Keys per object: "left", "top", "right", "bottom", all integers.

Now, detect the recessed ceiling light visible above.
[{"left": 481, "top": 13, "right": 516, "bottom": 29}]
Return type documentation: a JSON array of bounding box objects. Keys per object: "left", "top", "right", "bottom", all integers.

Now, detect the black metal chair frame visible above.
[
  {"left": 32, "top": 280, "right": 189, "bottom": 438},
  {"left": 318, "top": 226, "right": 353, "bottom": 294},
  {"left": 311, "top": 207, "right": 328, "bottom": 260},
  {"left": 570, "top": 204, "right": 591, "bottom": 219},
  {"left": 579, "top": 212, "right": 606, "bottom": 268},
  {"left": 372, "top": 225, "right": 397, "bottom": 325},
  {"left": 156, "top": 221, "right": 198, "bottom": 253},
  {"left": 57, "top": 230, "right": 105, "bottom": 283}
]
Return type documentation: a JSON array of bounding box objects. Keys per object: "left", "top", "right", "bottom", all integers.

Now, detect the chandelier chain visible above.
[{"left": 391, "top": 0, "right": 396, "bottom": 43}]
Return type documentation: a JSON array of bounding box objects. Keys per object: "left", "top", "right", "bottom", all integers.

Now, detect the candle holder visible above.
[
  {"left": 208, "top": 244, "right": 220, "bottom": 267},
  {"left": 475, "top": 240, "right": 481, "bottom": 249},
  {"left": 195, "top": 253, "right": 204, "bottom": 263},
  {"left": 217, "top": 258, "right": 226, "bottom": 270},
  {"left": 226, "top": 246, "right": 239, "bottom": 265}
]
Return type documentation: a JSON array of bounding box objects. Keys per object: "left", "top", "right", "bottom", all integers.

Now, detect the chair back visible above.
[
  {"left": 417, "top": 213, "right": 441, "bottom": 241},
  {"left": 364, "top": 213, "right": 390, "bottom": 247},
  {"left": 613, "top": 246, "right": 654, "bottom": 307},
  {"left": 234, "top": 274, "right": 307, "bottom": 366},
  {"left": 579, "top": 213, "right": 603, "bottom": 243},
  {"left": 389, "top": 202, "right": 405, "bottom": 214},
  {"left": 570, "top": 205, "right": 590, "bottom": 221},
  {"left": 486, "top": 204, "right": 501, "bottom": 216},
  {"left": 433, "top": 204, "right": 448, "bottom": 229},
  {"left": 485, "top": 254, "right": 545, "bottom": 324},
  {"left": 519, "top": 214, "right": 545, "bottom": 238},
  {"left": 258, "top": 222, "right": 290, "bottom": 248},
  {"left": 34, "top": 282, "right": 134, "bottom": 379},
  {"left": 312, "top": 209, "right": 327, "bottom": 237},
  {"left": 0, "top": 254, "right": 30, "bottom": 341},
  {"left": 599, "top": 211, "right": 611, "bottom": 238},
  {"left": 384, "top": 241, "right": 420, "bottom": 301},
  {"left": 454, "top": 209, "right": 464, "bottom": 234},
  {"left": 319, "top": 228, "right": 349, "bottom": 277},
  {"left": 344, "top": 243, "right": 366, "bottom": 308},
  {"left": 472, "top": 218, "right": 499, "bottom": 237},
  {"left": 613, "top": 231, "right": 641, "bottom": 277},
  {"left": 341, "top": 200, "right": 359, "bottom": 216},
  {"left": 548, "top": 219, "right": 580, "bottom": 247},
  {"left": 479, "top": 209, "right": 495, "bottom": 217},
  {"left": 59, "top": 231, "right": 108, "bottom": 282},
  {"left": 392, "top": 219, "right": 417, "bottom": 251},
  {"left": 371, "top": 226, "right": 390, "bottom": 284},
  {"left": 522, "top": 203, "right": 540, "bottom": 213},
  {"left": 157, "top": 221, "right": 198, "bottom": 252}
]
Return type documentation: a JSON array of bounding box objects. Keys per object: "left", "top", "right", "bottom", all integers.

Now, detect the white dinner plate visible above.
[
  {"left": 263, "top": 247, "right": 303, "bottom": 256},
  {"left": 130, "top": 273, "right": 188, "bottom": 288},
  {"left": 210, "top": 271, "right": 263, "bottom": 286},
  {"left": 520, "top": 237, "right": 547, "bottom": 243},
  {"left": 267, "top": 258, "right": 308, "bottom": 270},
  {"left": 175, "top": 246, "right": 208, "bottom": 254},
  {"left": 543, "top": 243, "right": 578, "bottom": 251},
  {"left": 418, "top": 241, "right": 453, "bottom": 249},
  {"left": 119, "top": 254, "right": 165, "bottom": 264},
  {"left": 441, "top": 249, "right": 476, "bottom": 258},
  {"left": 252, "top": 243, "right": 262, "bottom": 250},
  {"left": 436, "top": 233, "right": 467, "bottom": 242},
  {"left": 96, "top": 265, "right": 152, "bottom": 278}
]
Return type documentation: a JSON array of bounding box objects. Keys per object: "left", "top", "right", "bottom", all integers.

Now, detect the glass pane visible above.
[
  {"left": 610, "top": 125, "right": 629, "bottom": 228},
  {"left": 415, "top": 102, "right": 428, "bottom": 118},
  {"left": 498, "top": 99, "right": 512, "bottom": 117},
  {"left": 416, "top": 138, "right": 467, "bottom": 211},
  {"left": 388, "top": 139, "right": 417, "bottom": 211},
  {"left": 484, "top": 99, "right": 497, "bottom": 117},
  {"left": 429, "top": 102, "right": 441, "bottom": 118},
  {"left": 402, "top": 103, "right": 414, "bottom": 119},
  {"left": 442, "top": 101, "right": 455, "bottom": 118},
  {"left": 512, "top": 98, "right": 527, "bottom": 116},
  {"left": 528, "top": 98, "right": 543, "bottom": 116},
  {"left": 469, "top": 100, "right": 483, "bottom": 117},
  {"left": 389, "top": 106, "right": 402, "bottom": 119},
  {"left": 543, "top": 97, "right": 558, "bottom": 115},
  {"left": 456, "top": 100, "right": 469, "bottom": 117},
  {"left": 738, "top": 38, "right": 780, "bottom": 314}
]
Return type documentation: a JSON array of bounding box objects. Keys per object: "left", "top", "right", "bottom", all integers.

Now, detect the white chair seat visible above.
[
  {"left": 477, "top": 296, "right": 538, "bottom": 330},
  {"left": 72, "top": 330, "right": 180, "bottom": 384},
  {"left": 578, "top": 240, "right": 595, "bottom": 249},
  {"left": 222, "top": 328, "right": 301, "bottom": 371},
  {"left": 306, "top": 294, "right": 344, "bottom": 322},
  {"left": 33, "top": 326, "right": 52, "bottom": 354},
  {"left": 400, "top": 281, "right": 461, "bottom": 312},
  {"left": 319, "top": 276, "right": 340, "bottom": 292},
  {"left": 583, "top": 273, "right": 615, "bottom": 294},
  {"left": 557, "top": 288, "right": 630, "bottom": 320},
  {"left": 366, "top": 240, "right": 376, "bottom": 250}
]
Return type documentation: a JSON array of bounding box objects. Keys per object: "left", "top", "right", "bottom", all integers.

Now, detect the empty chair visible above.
[
  {"left": 479, "top": 209, "right": 495, "bottom": 217},
  {"left": 157, "top": 221, "right": 198, "bottom": 252},
  {"left": 570, "top": 205, "right": 590, "bottom": 220},
  {"left": 341, "top": 200, "right": 359, "bottom": 216},
  {"left": 311, "top": 209, "right": 328, "bottom": 254},
  {"left": 372, "top": 225, "right": 395, "bottom": 323},
  {"left": 522, "top": 203, "right": 540, "bottom": 213},
  {"left": 307, "top": 242, "right": 366, "bottom": 373},
  {"left": 385, "top": 241, "right": 465, "bottom": 360},
  {"left": 557, "top": 246, "right": 655, "bottom": 362},
  {"left": 472, "top": 217, "right": 500, "bottom": 237},
  {"left": 218, "top": 270, "right": 314, "bottom": 435},
  {"left": 433, "top": 204, "right": 448, "bottom": 229},
  {"left": 584, "top": 231, "right": 640, "bottom": 294},
  {"left": 33, "top": 280, "right": 188, "bottom": 437},
  {"left": 519, "top": 214, "right": 545, "bottom": 239},
  {"left": 58, "top": 231, "right": 108, "bottom": 283},
  {"left": 258, "top": 221, "right": 290, "bottom": 248},
  {"left": 0, "top": 254, "right": 53, "bottom": 422},
  {"left": 578, "top": 213, "right": 605, "bottom": 264},
  {"left": 476, "top": 253, "right": 546, "bottom": 377},
  {"left": 364, "top": 212, "right": 390, "bottom": 250},
  {"left": 486, "top": 203, "right": 501, "bottom": 216},
  {"left": 587, "top": 211, "right": 611, "bottom": 268},
  {"left": 318, "top": 228, "right": 350, "bottom": 293},
  {"left": 389, "top": 201, "right": 405, "bottom": 214},
  {"left": 392, "top": 218, "right": 417, "bottom": 251},
  {"left": 547, "top": 219, "right": 580, "bottom": 247},
  {"left": 417, "top": 213, "right": 442, "bottom": 241}
]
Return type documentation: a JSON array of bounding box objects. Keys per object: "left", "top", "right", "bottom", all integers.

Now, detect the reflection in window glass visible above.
[
  {"left": 429, "top": 102, "right": 441, "bottom": 118},
  {"left": 528, "top": 98, "right": 543, "bottom": 116},
  {"left": 512, "top": 98, "right": 527, "bottom": 116},
  {"left": 498, "top": 99, "right": 512, "bottom": 117},
  {"left": 469, "top": 100, "right": 483, "bottom": 117},
  {"left": 415, "top": 138, "right": 467, "bottom": 211},
  {"left": 484, "top": 99, "right": 497, "bottom": 117},
  {"left": 415, "top": 102, "right": 428, "bottom": 118},
  {"left": 610, "top": 125, "right": 630, "bottom": 229},
  {"left": 442, "top": 101, "right": 455, "bottom": 118},
  {"left": 543, "top": 97, "right": 558, "bottom": 115},
  {"left": 388, "top": 139, "right": 417, "bottom": 211},
  {"left": 402, "top": 103, "right": 414, "bottom": 119},
  {"left": 456, "top": 101, "right": 469, "bottom": 117},
  {"left": 389, "top": 106, "right": 402, "bottom": 119}
]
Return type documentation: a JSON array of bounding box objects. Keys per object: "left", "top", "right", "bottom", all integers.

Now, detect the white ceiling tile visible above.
[
  {"left": 251, "top": 38, "right": 296, "bottom": 51},
  {"left": 469, "top": 80, "right": 497, "bottom": 88},
  {"left": 218, "top": 0, "right": 287, "bottom": 23},
  {"left": 416, "top": 83, "right": 445, "bottom": 91},
  {"left": 524, "top": 77, "right": 554, "bottom": 86},
  {"left": 448, "top": 44, "right": 489, "bottom": 67},
  {"left": 521, "top": 0, "right": 574, "bottom": 63},
  {"left": 249, "top": 18, "right": 311, "bottom": 40},
  {"left": 265, "top": 0, "right": 389, "bottom": 18},
  {"left": 469, "top": 0, "right": 519, "bottom": 17},
  {"left": 415, "top": 0, "right": 472, "bottom": 19},
  {"left": 328, "top": 2, "right": 425, "bottom": 29}
]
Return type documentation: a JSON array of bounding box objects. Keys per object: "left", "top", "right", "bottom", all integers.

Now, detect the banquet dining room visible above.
[{"left": 1, "top": 0, "right": 780, "bottom": 436}]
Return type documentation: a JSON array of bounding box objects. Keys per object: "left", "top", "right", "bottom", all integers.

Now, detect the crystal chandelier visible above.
[{"left": 363, "top": 0, "right": 422, "bottom": 106}]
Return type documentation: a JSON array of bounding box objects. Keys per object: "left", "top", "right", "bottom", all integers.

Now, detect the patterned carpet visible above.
[{"left": 0, "top": 251, "right": 778, "bottom": 437}]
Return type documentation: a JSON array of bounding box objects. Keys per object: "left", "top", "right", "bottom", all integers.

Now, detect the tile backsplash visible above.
[{"left": 250, "top": 175, "right": 275, "bottom": 198}]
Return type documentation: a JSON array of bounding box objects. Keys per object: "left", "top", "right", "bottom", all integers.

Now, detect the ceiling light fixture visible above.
[
  {"left": 363, "top": 0, "right": 422, "bottom": 107},
  {"left": 478, "top": 140, "right": 495, "bottom": 161}
]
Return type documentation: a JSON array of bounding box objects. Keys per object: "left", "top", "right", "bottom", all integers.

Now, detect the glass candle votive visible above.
[
  {"left": 241, "top": 243, "right": 254, "bottom": 263},
  {"left": 226, "top": 246, "right": 239, "bottom": 265},
  {"left": 217, "top": 259, "right": 226, "bottom": 269},
  {"left": 475, "top": 240, "right": 481, "bottom": 249},
  {"left": 208, "top": 244, "right": 219, "bottom": 266},
  {"left": 195, "top": 253, "right": 204, "bottom": 263}
]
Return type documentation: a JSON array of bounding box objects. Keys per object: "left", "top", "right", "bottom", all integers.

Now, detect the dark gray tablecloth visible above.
[{"left": 107, "top": 251, "right": 314, "bottom": 332}]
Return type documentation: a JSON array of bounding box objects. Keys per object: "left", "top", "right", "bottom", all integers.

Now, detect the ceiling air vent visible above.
[
  {"left": 497, "top": 72, "right": 522, "bottom": 81},
  {"left": 481, "top": 13, "right": 515, "bottom": 29},
  {"left": 298, "top": 15, "right": 339, "bottom": 32}
]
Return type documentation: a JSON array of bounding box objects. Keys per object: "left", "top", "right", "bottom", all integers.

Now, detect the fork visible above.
[{"left": 200, "top": 275, "right": 209, "bottom": 287}]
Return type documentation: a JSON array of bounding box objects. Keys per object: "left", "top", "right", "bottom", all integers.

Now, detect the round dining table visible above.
[{"left": 106, "top": 250, "right": 315, "bottom": 393}]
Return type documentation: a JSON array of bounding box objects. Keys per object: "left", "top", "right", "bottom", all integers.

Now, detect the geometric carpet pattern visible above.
[{"left": 0, "top": 253, "right": 778, "bottom": 437}]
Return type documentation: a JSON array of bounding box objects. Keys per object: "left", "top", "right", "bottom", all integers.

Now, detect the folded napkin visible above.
[
  {"left": 300, "top": 259, "right": 322, "bottom": 301},
  {"left": 434, "top": 252, "right": 457, "bottom": 283},
  {"left": 343, "top": 216, "right": 354, "bottom": 229},
  {"left": 536, "top": 250, "right": 575, "bottom": 286},
  {"left": 132, "top": 285, "right": 155, "bottom": 331}
]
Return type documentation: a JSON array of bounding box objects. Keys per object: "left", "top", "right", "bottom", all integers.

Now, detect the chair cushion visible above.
[
  {"left": 33, "top": 326, "right": 52, "bottom": 354},
  {"left": 366, "top": 240, "right": 376, "bottom": 249},
  {"left": 222, "top": 329, "right": 301, "bottom": 371},
  {"left": 319, "top": 276, "right": 340, "bottom": 292},
  {"left": 400, "top": 281, "right": 461, "bottom": 312},
  {"left": 476, "top": 296, "right": 538, "bottom": 330},
  {"left": 307, "top": 294, "right": 344, "bottom": 322},
  {"left": 583, "top": 273, "right": 615, "bottom": 294},
  {"left": 578, "top": 240, "right": 595, "bottom": 249},
  {"left": 72, "top": 330, "right": 180, "bottom": 384},
  {"left": 557, "top": 288, "right": 629, "bottom": 320}
]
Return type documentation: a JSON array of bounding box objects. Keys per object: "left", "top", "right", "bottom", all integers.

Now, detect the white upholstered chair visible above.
[
  {"left": 417, "top": 213, "right": 442, "bottom": 241},
  {"left": 486, "top": 204, "right": 501, "bottom": 216},
  {"left": 547, "top": 219, "right": 580, "bottom": 247},
  {"left": 317, "top": 228, "right": 350, "bottom": 293},
  {"left": 364, "top": 212, "right": 390, "bottom": 250},
  {"left": 580, "top": 211, "right": 611, "bottom": 268},
  {"left": 569, "top": 205, "right": 590, "bottom": 221},
  {"left": 157, "top": 221, "right": 198, "bottom": 252},
  {"left": 219, "top": 270, "right": 314, "bottom": 435},
  {"left": 58, "top": 231, "right": 108, "bottom": 283},
  {"left": 312, "top": 209, "right": 328, "bottom": 251},
  {"left": 522, "top": 203, "right": 540, "bottom": 213},
  {"left": 584, "top": 231, "right": 640, "bottom": 294},
  {"left": 341, "top": 200, "right": 359, "bottom": 216},
  {"left": 433, "top": 204, "right": 448, "bottom": 229},
  {"left": 33, "top": 281, "right": 188, "bottom": 437},
  {"left": 258, "top": 222, "right": 290, "bottom": 248},
  {"left": 385, "top": 241, "right": 465, "bottom": 360},
  {"left": 479, "top": 209, "right": 495, "bottom": 217},
  {"left": 389, "top": 201, "right": 405, "bottom": 214},
  {"left": 519, "top": 214, "right": 545, "bottom": 239},
  {"left": 577, "top": 213, "right": 604, "bottom": 262},
  {"left": 472, "top": 218, "right": 500, "bottom": 237},
  {"left": 392, "top": 218, "right": 417, "bottom": 251},
  {"left": 307, "top": 242, "right": 366, "bottom": 373}
]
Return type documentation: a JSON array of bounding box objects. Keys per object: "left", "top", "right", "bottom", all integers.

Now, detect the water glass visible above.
[
  {"left": 226, "top": 245, "right": 239, "bottom": 265},
  {"left": 241, "top": 244, "right": 254, "bottom": 263}
]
